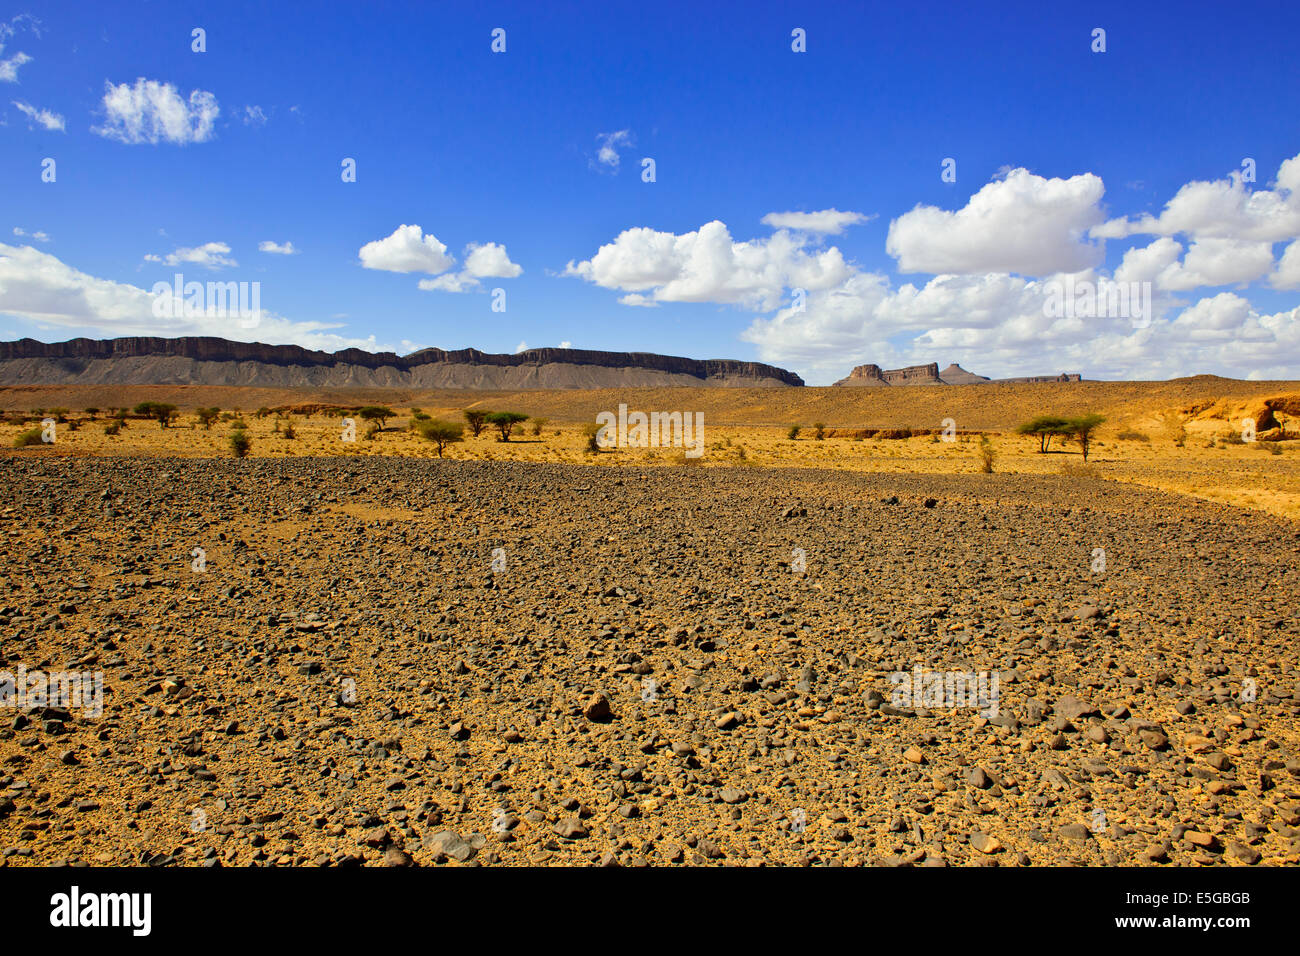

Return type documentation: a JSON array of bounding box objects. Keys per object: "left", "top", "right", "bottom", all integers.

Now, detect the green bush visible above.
[
  {"left": 787, "top": 425, "right": 801, "bottom": 440},
  {"left": 229, "top": 430, "right": 251, "bottom": 458},
  {"left": 416, "top": 418, "right": 464, "bottom": 457},
  {"left": 13, "top": 428, "right": 44, "bottom": 447}
]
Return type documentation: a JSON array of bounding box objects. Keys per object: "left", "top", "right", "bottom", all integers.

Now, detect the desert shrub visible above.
[
  {"left": 364, "top": 423, "right": 380, "bottom": 440},
  {"left": 464, "top": 409, "right": 490, "bottom": 437},
  {"left": 979, "top": 435, "right": 995, "bottom": 473},
  {"left": 531, "top": 417, "right": 549, "bottom": 436},
  {"left": 486, "top": 411, "right": 528, "bottom": 441},
  {"left": 282, "top": 422, "right": 297, "bottom": 439},
  {"left": 1116, "top": 429, "right": 1150, "bottom": 441},
  {"left": 229, "top": 430, "right": 251, "bottom": 458},
  {"left": 196, "top": 407, "right": 221, "bottom": 429},
  {"left": 272, "top": 419, "right": 281, "bottom": 433},
  {"left": 1222, "top": 432, "right": 1245, "bottom": 445},
  {"left": 13, "top": 428, "right": 44, "bottom": 447},
  {"left": 416, "top": 419, "right": 464, "bottom": 457},
  {"left": 104, "top": 421, "right": 121, "bottom": 436},
  {"left": 229, "top": 418, "right": 248, "bottom": 430},
  {"left": 255, "top": 407, "right": 271, "bottom": 419},
  {"left": 582, "top": 422, "right": 603, "bottom": 453},
  {"left": 813, "top": 422, "right": 825, "bottom": 440},
  {"left": 787, "top": 425, "right": 801, "bottom": 440},
  {"left": 66, "top": 419, "right": 80, "bottom": 431},
  {"left": 47, "top": 407, "right": 70, "bottom": 423},
  {"left": 84, "top": 407, "right": 99, "bottom": 418}
]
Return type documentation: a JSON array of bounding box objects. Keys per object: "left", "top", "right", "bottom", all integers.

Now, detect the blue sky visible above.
[{"left": 3, "top": 0, "right": 1300, "bottom": 383}]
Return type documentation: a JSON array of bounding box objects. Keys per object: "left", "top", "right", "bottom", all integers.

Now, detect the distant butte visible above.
[{"left": 832, "top": 362, "right": 1080, "bottom": 386}]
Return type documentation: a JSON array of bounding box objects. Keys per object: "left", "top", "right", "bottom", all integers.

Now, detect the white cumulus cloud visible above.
[
  {"left": 93, "top": 79, "right": 219, "bottom": 145},
  {"left": 565, "top": 220, "right": 852, "bottom": 311},
  {"left": 886, "top": 169, "right": 1106, "bottom": 276},
  {"left": 359, "top": 224, "right": 455, "bottom": 274},
  {"left": 258, "top": 240, "right": 297, "bottom": 255}
]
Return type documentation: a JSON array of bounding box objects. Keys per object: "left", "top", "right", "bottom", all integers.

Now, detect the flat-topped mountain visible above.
[
  {"left": 0, "top": 337, "right": 804, "bottom": 389},
  {"left": 833, "top": 361, "right": 1080, "bottom": 386}
]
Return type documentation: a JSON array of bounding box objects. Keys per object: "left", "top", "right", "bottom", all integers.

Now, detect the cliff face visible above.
[
  {"left": 833, "top": 361, "right": 1079, "bottom": 386},
  {"left": 834, "top": 363, "right": 943, "bottom": 386},
  {"left": 0, "top": 337, "right": 805, "bottom": 388}
]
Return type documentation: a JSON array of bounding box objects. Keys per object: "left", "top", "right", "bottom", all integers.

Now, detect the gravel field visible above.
[{"left": 2, "top": 457, "right": 1298, "bottom": 866}]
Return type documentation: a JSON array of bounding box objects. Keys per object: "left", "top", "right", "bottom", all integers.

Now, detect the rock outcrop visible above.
[
  {"left": 833, "top": 361, "right": 1079, "bottom": 386},
  {"left": 0, "top": 337, "right": 804, "bottom": 389},
  {"left": 834, "top": 363, "right": 944, "bottom": 387}
]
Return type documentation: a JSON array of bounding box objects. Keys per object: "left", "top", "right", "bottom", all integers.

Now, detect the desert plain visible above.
[{"left": 1, "top": 378, "right": 1299, "bottom": 866}]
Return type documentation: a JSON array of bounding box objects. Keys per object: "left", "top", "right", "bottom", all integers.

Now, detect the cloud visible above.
[
  {"left": 417, "top": 241, "right": 522, "bottom": 292},
  {"left": 258, "top": 240, "right": 297, "bottom": 256},
  {"left": 417, "top": 272, "right": 476, "bottom": 293},
  {"left": 1094, "top": 156, "right": 1300, "bottom": 243},
  {"left": 565, "top": 220, "right": 852, "bottom": 311},
  {"left": 761, "top": 209, "right": 873, "bottom": 235},
  {"left": 358, "top": 224, "right": 454, "bottom": 274},
  {"left": 593, "top": 130, "right": 633, "bottom": 170},
  {"left": 13, "top": 227, "right": 49, "bottom": 242},
  {"left": 0, "top": 51, "right": 29, "bottom": 82},
  {"left": 0, "top": 242, "right": 382, "bottom": 352},
  {"left": 242, "top": 105, "right": 267, "bottom": 126},
  {"left": 144, "top": 241, "right": 237, "bottom": 270},
  {"left": 886, "top": 169, "right": 1106, "bottom": 276},
  {"left": 463, "top": 242, "right": 522, "bottom": 278},
  {"left": 11, "top": 100, "right": 63, "bottom": 131},
  {"left": 0, "top": 16, "right": 38, "bottom": 83},
  {"left": 1271, "top": 240, "right": 1300, "bottom": 290},
  {"left": 93, "top": 79, "right": 219, "bottom": 145},
  {"left": 559, "top": 340, "right": 572, "bottom": 348},
  {"left": 514, "top": 340, "right": 528, "bottom": 353}
]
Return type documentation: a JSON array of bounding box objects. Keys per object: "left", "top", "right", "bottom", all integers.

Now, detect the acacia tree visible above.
[
  {"left": 133, "top": 401, "right": 179, "bottom": 428},
  {"left": 196, "top": 407, "right": 221, "bottom": 429},
  {"left": 359, "top": 406, "right": 396, "bottom": 431},
  {"left": 417, "top": 419, "right": 464, "bottom": 457},
  {"left": 486, "top": 411, "right": 528, "bottom": 441},
  {"left": 463, "top": 409, "right": 489, "bottom": 437},
  {"left": 1016, "top": 415, "right": 1070, "bottom": 453},
  {"left": 1066, "top": 413, "right": 1106, "bottom": 461}
]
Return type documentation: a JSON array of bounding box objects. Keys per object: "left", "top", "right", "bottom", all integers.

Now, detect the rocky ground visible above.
[{"left": 1, "top": 457, "right": 1298, "bottom": 867}]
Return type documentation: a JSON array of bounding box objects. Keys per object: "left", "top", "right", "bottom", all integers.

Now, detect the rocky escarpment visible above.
[
  {"left": 833, "top": 362, "right": 1078, "bottom": 386},
  {"left": 0, "top": 337, "right": 804, "bottom": 389}
]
